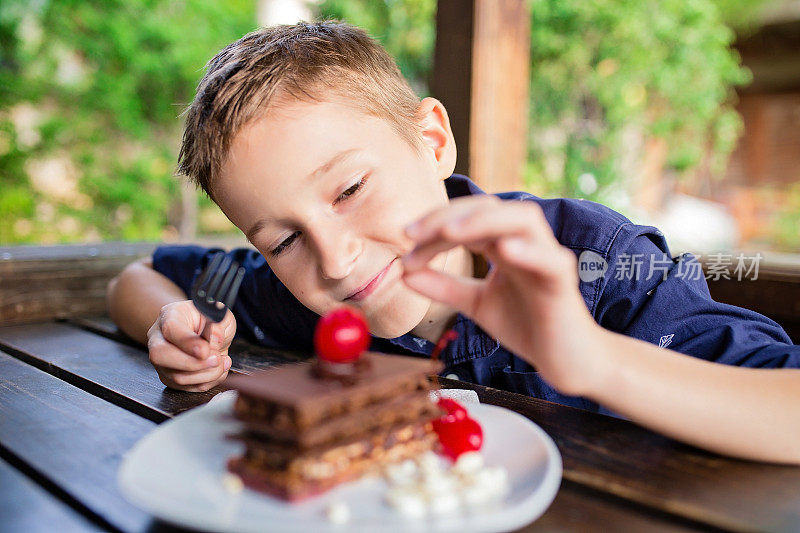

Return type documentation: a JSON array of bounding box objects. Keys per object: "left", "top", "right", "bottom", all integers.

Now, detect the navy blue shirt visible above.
[{"left": 153, "top": 174, "right": 798, "bottom": 415}]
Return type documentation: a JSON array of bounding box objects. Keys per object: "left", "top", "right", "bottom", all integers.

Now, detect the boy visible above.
[{"left": 107, "top": 21, "right": 799, "bottom": 418}]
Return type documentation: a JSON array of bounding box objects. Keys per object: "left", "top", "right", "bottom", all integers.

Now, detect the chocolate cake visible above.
[{"left": 225, "top": 352, "right": 443, "bottom": 501}]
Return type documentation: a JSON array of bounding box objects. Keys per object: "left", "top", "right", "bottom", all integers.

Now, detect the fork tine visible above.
[
  {"left": 214, "top": 260, "right": 240, "bottom": 300},
  {"left": 195, "top": 252, "right": 224, "bottom": 296},
  {"left": 222, "top": 267, "right": 246, "bottom": 309},
  {"left": 205, "top": 255, "right": 233, "bottom": 300}
]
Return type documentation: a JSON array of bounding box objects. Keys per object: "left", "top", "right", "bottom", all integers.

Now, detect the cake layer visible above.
[
  {"left": 229, "top": 414, "right": 439, "bottom": 466},
  {"left": 233, "top": 389, "right": 441, "bottom": 448},
  {"left": 226, "top": 352, "right": 442, "bottom": 431},
  {"left": 227, "top": 420, "right": 438, "bottom": 502}
]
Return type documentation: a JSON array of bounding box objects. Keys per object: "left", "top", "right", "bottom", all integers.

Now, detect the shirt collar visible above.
[{"left": 445, "top": 174, "right": 488, "bottom": 198}]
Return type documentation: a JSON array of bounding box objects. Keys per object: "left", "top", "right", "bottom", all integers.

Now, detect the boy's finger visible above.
[
  {"left": 202, "top": 321, "right": 230, "bottom": 350},
  {"left": 181, "top": 369, "right": 231, "bottom": 393},
  {"left": 160, "top": 316, "right": 208, "bottom": 359},
  {"left": 403, "top": 203, "right": 557, "bottom": 271},
  {"left": 406, "top": 196, "right": 500, "bottom": 241},
  {"left": 403, "top": 240, "right": 459, "bottom": 271},
  {"left": 166, "top": 358, "right": 230, "bottom": 387},
  {"left": 498, "top": 237, "right": 578, "bottom": 286},
  {"left": 410, "top": 201, "right": 552, "bottom": 251},
  {"left": 403, "top": 231, "right": 506, "bottom": 272},
  {"left": 149, "top": 339, "right": 219, "bottom": 372},
  {"left": 402, "top": 267, "right": 485, "bottom": 317},
  {"left": 449, "top": 201, "right": 554, "bottom": 243}
]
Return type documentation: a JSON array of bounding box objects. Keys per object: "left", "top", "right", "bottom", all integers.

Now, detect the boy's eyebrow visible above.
[
  {"left": 244, "top": 148, "right": 360, "bottom": 244},
  {"left": 308, "top": 148, "right": 360, "bottom": 183}
]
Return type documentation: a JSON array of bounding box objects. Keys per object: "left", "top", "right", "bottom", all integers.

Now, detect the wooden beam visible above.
[
  {"left": 736, "top": 20, "right": 800, "bottom": 93},
  {"left": 432, "top": 0, "right": 530, "bottom": 192},
  {"left": 432, "top": 0, "right": 474, "bottom": 178},
  {"left": 0, "top": 238, "right": 249, "bottom": 325},
  {"left": 0, "top": 243, "right": 155, "bottom": 325}
]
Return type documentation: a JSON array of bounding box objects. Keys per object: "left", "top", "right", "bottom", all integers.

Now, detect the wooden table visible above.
[{"left": 2, "top": 316, "right": 800, "bottom": 532}]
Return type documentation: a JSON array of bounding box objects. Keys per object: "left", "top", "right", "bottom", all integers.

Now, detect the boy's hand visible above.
[
  {"left": 147, "top": 301, "right": 235, "bottom": 392},
  {"left": 402, "top": 195, "right": 606, "bottom": 397}
]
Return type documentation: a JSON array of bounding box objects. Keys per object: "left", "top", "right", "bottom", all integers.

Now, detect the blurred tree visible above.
[{"left": 0, "top": 0, "right": 255, "bottom": 244}]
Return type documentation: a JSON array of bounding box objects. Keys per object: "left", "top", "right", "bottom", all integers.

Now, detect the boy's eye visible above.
[
  {"left": 270, "top": 231, "right": 300, "bottom": 257},
  {"left": 334, "top": 175, "right": 368, "bottom": 205},
  {"left": 269, "top": 175, "right": 368, "bottom": 257}
]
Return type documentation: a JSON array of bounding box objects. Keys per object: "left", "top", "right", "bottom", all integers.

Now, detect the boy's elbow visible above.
[{"left": 106, "top": 257, "right": 153, "bottom": 319}]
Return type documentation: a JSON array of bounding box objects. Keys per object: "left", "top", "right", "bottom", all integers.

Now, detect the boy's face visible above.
[{"left": 215, "top": 97, "right": 457, "bottom": 339}]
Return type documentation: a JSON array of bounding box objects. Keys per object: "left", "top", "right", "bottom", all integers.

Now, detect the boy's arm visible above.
[
  {"left": 593, "top": 329, "right": 800, "bottom": 464},
  {"left": 106, "top": 257, "right": 187, "bottom": 344}
]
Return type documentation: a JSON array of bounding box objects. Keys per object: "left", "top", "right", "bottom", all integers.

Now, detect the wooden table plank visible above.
[
  {"left": 527, "top": 481, "right": 705, "bottom": 532},
  {"left": 437, "top": 377, "right": 800, "bottom": 532},
  {"left": 136, "top": 483, "right": 707, "bottom": 532},
  {"left": 0, "top": 351, "right": 156, "bottom": 532},
  {"left": 67, "top": 316, "right": 310, "bottom": 374},
  {"left": 0, "top": 322, "right": 221, "bottom": 422},
  {"left": 0, "top": 457, "right": 102, "bottom": 532},
  {"left": 0, "top": 242, "right": 155, "bottom": 325}
]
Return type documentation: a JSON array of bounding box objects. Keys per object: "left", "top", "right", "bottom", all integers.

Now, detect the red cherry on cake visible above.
[
  {"left": 436, "top": 397, "right": 467, "bottom": 421},
  {"left": 433, "top": 415, "right": 483, "bottom": 461},
  {"left": 314, "top": 307, "right": 370, "bottom": 363}
]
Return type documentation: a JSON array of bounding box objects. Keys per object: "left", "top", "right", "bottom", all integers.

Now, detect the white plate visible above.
[{"left": 118, "top": 391, "right": 562, "bottom": 533}]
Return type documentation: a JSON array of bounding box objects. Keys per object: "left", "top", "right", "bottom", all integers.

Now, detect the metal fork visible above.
[{"left": 190, "top": 252, "right": 245, "bottom": 339}]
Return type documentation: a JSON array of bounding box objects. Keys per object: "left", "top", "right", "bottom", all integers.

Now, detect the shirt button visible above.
[{"left": 445, "top": 373, "right": 460, "bottom": 381}]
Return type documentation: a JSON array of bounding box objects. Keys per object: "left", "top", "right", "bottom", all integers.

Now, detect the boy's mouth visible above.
[{"left": 345, "top": 259, "right": 396, "bottom": 302}]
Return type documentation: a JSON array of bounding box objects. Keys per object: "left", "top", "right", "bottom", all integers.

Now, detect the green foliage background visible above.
[
  {"left": 0, "top": 0, "right": 256, "bottom": 243},
  {"left": 0, "top": 0, "right": 785, "bottom": 246}
]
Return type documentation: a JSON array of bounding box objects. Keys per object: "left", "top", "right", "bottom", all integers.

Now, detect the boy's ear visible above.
[{"left": 416, "top": 97, "right": 457, "bottom": 181}]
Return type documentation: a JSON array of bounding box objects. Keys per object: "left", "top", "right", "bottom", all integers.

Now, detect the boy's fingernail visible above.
[
  {"left": 207, "top": 355, "right": 219, "bottom": 367},
  {"left": 405, "top": 222, "right": 420, "bottom": 237},
  {"left": 224, "top": 357, "right": 232, "bottom": 371}
]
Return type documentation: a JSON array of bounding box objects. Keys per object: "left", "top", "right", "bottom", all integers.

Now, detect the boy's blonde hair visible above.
[{"left": 178, "top": 20, "right": 423, "bottom": 200}]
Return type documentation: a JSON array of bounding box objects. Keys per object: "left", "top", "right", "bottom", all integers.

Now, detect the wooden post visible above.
[{"left": 432, "top": 0, "right": 531, "bottom": 192}]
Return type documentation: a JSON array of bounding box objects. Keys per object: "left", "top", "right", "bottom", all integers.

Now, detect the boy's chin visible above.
[
  {"left": 365, "top": 296, "right": 431, "bottom": 340},
  {"left": 367, "top": 314, "right": 422, "bottom": 340}
]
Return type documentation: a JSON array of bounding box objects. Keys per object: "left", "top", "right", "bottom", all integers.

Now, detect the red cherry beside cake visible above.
[
  {"left": 432, "top": 398, "right": 484, "bottom": 461},
  {"left": 436, "top": 397, "right": 468, "bottom": 422}
]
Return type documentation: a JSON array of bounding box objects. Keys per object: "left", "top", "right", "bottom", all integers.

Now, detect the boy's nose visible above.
[{"left": 310, "top": 223, "right": 361, "bottom": 281}]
